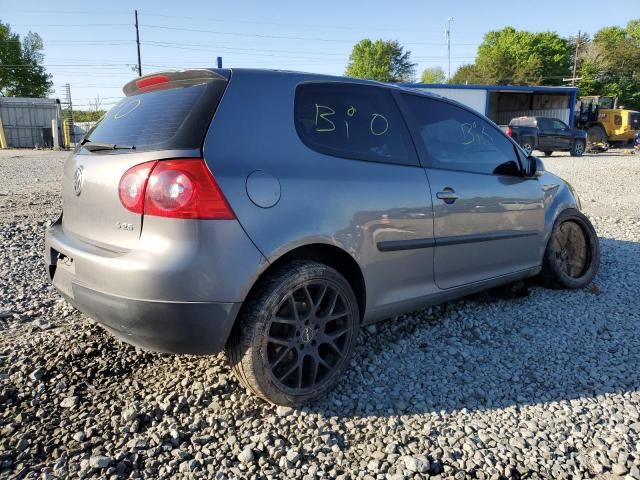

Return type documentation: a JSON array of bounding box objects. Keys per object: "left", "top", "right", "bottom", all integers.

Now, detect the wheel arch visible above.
[
  {"left": 539, "top": 173, "right": 582, "bottom": 257},
  {"left": 240, "top": 242, "right": 367, "bottom": 321}
]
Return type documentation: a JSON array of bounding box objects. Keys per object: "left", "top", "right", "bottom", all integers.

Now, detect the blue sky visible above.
[{"left": 2, "top": 0, "right": 638, "bottom": 109}]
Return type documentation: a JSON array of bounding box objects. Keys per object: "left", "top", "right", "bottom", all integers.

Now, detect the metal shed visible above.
[
  {"left": 0, "top": 97, "right": 63, "bottom": 148},
  {"left": 402, "top": 83, "right": 579, "bottom": 127}
]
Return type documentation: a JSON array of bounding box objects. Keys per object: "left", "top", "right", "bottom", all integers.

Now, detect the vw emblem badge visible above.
[{"left": 73, "top": 166, "right": 84, "bottom": 196}]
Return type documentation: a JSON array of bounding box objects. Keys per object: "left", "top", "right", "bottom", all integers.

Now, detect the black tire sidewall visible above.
[
  {"left": 235, "top": 262, "right": 359, "bottom": 405},
  {"left": 543, "top": 209, "right": 600, "bottom": 289},
  {"left": 522, "top": 141, "right": 534, "bottom": 156},
  {"left": 570, "top": 140, "right": 585, "bottom": 157}
]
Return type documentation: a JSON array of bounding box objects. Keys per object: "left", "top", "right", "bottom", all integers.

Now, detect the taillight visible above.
[
  {"left": 507, "top": 126, "right": 513, "bottom": 137},
  {"left": 118, "top": 161, "right": 157, "bottom": 214},
  {"left": 118, "top": 159, "right": 235, "bottom": 220}
]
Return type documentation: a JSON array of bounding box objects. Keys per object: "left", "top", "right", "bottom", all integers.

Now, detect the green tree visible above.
[
  {"left": 420, "top": 66, "right": 446, "bottom": 84},
  {"left": 0, "top": 20, "right": 52, "bottom": 97},
  {"left": 345, "top": 39, "right": 416, "bottom": 83},
  {"left": 628, "top": 19, "right": 640, "bottom": 41},
  {"left": 74, "top": 110, "right": 107, "bottom": 122},
  {"left": 450, "top": 64, "right": 488, "bottom": 84},
  {"left": 577, "top": 19, "right": 640, "bottom": 110},
  {"left": 472, "top": 27, "right": 571, "bottom": 85}
]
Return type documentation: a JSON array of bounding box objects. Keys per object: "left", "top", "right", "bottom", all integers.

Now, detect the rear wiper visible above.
[{"left": 82, "top": 140, "right": 136, "bottom": 152}]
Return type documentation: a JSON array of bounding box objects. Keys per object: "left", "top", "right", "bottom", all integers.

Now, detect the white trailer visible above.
[{"left": 403, "top": 83, "right": 579, "bottom": 127}]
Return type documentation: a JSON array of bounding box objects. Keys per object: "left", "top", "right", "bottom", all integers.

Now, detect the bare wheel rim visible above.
[
  {"left": 264, "top": 280, "right": 354, "bottom": 394},
  {"left": 551, "top": 220, "right": 590, "bottom": 278}
]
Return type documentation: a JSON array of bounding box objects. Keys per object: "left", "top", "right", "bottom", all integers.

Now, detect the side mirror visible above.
[{"left": 525, "top": 156, "right": 545, "bottom": 178}]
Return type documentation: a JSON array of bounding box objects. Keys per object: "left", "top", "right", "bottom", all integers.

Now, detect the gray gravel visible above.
[{"left": 1, "top": 148, "right": 639, "bottom": 479}]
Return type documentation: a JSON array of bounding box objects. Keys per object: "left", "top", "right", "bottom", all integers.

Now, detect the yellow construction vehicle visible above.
[{"left": 575, "top": 96, "right": 640, "bottom": 150}]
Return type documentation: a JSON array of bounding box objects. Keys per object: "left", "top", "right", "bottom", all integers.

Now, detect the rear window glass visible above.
[
  {"left": 294, "top": 82, "right": 416, "bottom": 166},
  {"left": 85, "top": 79, "right": 227, "bottom": 151}
]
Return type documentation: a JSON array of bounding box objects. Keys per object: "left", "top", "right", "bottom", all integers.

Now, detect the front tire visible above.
[
  {"left": 570, "top": 140, "right": 586, "bottom": 157},
  {"left": 226, "top": 261, "right": 360, "bottom": 406},
  {"left": 587, "top": 125, "right": 608, "bottom": 151},
  {"left": 540, "top": 209, "right": 600, "bottom": 289},
  {"left": 543, "top": 151, "right": 553, "bottom": 157}
]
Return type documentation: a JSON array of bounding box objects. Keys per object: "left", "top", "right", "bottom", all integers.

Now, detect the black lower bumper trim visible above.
[{"left": 64, "top": 283, "right": 241, "bottom": 355}]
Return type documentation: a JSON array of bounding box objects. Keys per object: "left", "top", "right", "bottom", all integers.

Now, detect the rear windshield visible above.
[{"left": 84, "top": 78, "right": 227, "bottom": 151}]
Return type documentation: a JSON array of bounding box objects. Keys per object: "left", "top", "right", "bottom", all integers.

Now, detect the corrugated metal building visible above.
[
  {"left": 0, "top": 97, "right": 64, "bottom": 148},
  {"left": 402, "top": 83, "right": 579, "bottom": 127}
]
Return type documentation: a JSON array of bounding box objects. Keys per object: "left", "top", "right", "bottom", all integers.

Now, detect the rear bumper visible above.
[
  {"left": 56, "top": 274, "right": 240, "bottom": 354},
  {"left": 44, "top": 214, "right": 263, "bottom": 354}
]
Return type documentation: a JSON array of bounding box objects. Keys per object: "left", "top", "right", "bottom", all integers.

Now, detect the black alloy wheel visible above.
[
  {"left": 540, "top": 209, "right": 600, "bottom": 289},
  {"left": 226, "top": 261, "right": 360, "bottom": 406},
  {"left": 264, "top": 281, "right": 354, "bottom": 394}
]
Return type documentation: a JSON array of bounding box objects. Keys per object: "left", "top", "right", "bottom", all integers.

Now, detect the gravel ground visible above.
[{"left": 1, "top": 148, "right": 639, "bottom": 479}]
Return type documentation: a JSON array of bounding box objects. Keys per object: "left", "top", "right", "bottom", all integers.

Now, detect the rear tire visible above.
[
  {"left": 539, "top": 209, "right": 600, "bottom": 289},
  {"left": 570, "top": 140, "right": 586, "bottom": 157},
  {"left": 543, "top": 151, "right": 553, "bottom": 157},
  {"left": 520, "top": 139, "right": 534, "bottom": 156},
  {"left": 226, "top": 261, "right": 360, "bottom": 406}
]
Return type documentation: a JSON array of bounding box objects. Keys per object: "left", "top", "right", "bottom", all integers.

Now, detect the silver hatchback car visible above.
[{"left": 45, "top": 69, "right": 599, "bottom": 405}]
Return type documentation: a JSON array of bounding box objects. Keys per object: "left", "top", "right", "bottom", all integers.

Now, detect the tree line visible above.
[{"left": 345, "top": 19, "right": 640, "bottom": 110}]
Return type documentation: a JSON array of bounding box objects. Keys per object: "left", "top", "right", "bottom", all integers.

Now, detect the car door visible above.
[
  {"left": 397, "top": 93, "right": 545, "bottom": 289},
  {"left": 549, "top": 119, "right": 573, "bottom": 149},
  {"left": 536, "top": 118, "right": 555, "bottom": 150}
]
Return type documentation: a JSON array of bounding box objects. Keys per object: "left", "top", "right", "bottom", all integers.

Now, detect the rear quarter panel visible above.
[{"left": 203, "top": 70, "right": 437, "bottom": 320}]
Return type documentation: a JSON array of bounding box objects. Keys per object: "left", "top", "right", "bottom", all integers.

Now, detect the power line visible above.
[
  {"left": 2, "top": 9, "right": 130, "bottom": 15},
  {"left": 141, "top": 24, "right": 478, "bottom": 45},
  {"left": 141, "top": 40, "right": 474, "bottom": 60},
  {"left": 9, "top": 23, "right": 130, "bottom": 27},
  {"left": 141, "top": 12, "right": 444, "bottom": 34},
  {"left": 3, "top": 9, "right": 486, "bottom": 37}
]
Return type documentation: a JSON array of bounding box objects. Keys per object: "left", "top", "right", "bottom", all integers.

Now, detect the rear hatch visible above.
[{"left": 61, "top": 69, "right": 229, "bottom": 250}]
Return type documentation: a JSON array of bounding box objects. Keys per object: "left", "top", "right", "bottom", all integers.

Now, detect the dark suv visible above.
[
  {"left": 507, "top": 116, "right": 588, "bottom": 157},
  {"left": 45, "top": 69, "right": 599, "bottom": 405}
]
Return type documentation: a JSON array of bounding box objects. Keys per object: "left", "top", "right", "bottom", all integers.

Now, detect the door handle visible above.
[{"left": 436, "top": 189, "right": 459, "bottom": 204}]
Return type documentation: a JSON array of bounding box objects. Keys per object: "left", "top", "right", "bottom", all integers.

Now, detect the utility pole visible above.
[
  {"left": 571, "top": 30, "right": 581, "bottom": 87},
  {"left": 446, "top": 17, "right": 454, "bottom": 81},
  {"left": 135, "top": 10, "right": 142, "bottom": 77}
]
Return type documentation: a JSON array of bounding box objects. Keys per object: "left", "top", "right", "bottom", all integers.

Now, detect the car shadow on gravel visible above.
[{"left": 311, "top": 237, "right": 640, "bottom": 418}]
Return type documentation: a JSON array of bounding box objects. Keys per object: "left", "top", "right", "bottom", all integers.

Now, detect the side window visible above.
[
  {"left": 551, "top": 119, "right": 569, "bottom": 131},
  {"left": 400, "top": 94, "right": 520, "bottom": 176},
  {"left": 537, "top": 118, "right": 552, "bottom": 131},
  {"left": 294, "top": 83, "right": 416, "bottom": 165}
]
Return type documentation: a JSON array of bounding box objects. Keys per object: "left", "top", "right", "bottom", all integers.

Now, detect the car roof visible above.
[{"left": 219, "top": 67, "right": 445, "bottom": 99}]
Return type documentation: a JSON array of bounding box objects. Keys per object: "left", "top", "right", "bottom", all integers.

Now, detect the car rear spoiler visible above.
[{"left": 122, "top": 69, "right": 230, "bottom": 96}]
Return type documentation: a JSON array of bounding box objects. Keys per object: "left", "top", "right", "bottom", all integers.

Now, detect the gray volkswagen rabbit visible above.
[{"left": 45, "top": 69, "right": 599, "bottom": 405}]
